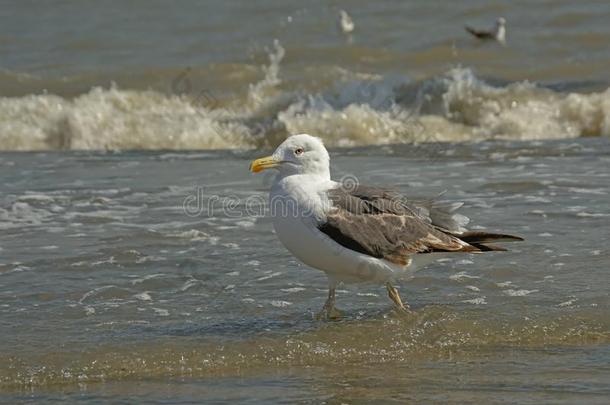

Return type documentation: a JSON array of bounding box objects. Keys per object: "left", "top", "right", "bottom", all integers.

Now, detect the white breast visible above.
[{"left": 496, "top": 26, "right": 506, "bottom": 44}]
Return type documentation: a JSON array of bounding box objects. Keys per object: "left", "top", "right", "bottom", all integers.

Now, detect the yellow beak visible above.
[{"left": 250, "top": 155, "right": 280, "bottom": 173}]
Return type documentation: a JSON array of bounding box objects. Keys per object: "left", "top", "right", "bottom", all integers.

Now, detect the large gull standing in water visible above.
[{"left": 250, "top": 134, "right": 522, "bottom": 319}]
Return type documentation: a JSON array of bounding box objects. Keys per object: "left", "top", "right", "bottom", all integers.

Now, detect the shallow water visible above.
[
  {"left": 2, "top": 0, "right": 610, "bottom": 402},
  {"left": 1, "top": 138, "right": 609, "bottom": 402}
]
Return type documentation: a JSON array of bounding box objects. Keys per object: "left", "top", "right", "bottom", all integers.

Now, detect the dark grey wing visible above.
[
  {"left": 321, "top": 186, "right": 478, "bottom": 265},
  {"left": 326, "top": 185, "right": 417, "bottom": 216},
  {"left": 330, "top": 185, "right": 469, "bottom": 233},
  {"left": 321, "top": 185, "right": 522, "bottom": 264},
  {"left": 465, "top": 26, "right": 494, "bottom": 39}
]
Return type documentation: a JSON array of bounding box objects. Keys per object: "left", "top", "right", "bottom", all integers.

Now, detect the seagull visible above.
[
  {"left": 338, "top": 9, "right": 355, "bottom": 34},
  {"left": 250, "top": 134, "right": 523, "bottom": 319},
  {"left": 465, "top": 17, "right": 506, "bottom": 45}
]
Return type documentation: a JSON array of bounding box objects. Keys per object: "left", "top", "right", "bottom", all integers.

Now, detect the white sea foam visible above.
[
  {"left": 166, "top": 229, "right": 219, "bottom": 244},
  {"left": 256, "top": 271, "right": 283, "bottom": 281},
  {"left": 449, "top": 271, "right": 481, "bottom": 281},
  {"left": 180, "top": 278, "right": 202, "bottom": 292},
  {"left": 461, "top": 297, "right": 487, "bottom": 305},
  {"left": 503, "top": 289, "right": 539, "bottom": 297},
  {"left": 134, "top": 292, "right": 152, "bottom": 301},
  {"left": 576, "top": 212, "right": 609, "bottom": 217},
  {"left": 356, "top": 292, "right": 379, "bottom": 297},
  {"left": 152, "top": 307, "right": 170, "bottom": 316},
  {"left": 558, "top": 298, "right": 577, "bottom": 307},
  {"left": 131, "top": 273, "right": 167, "bottom": 285},
  {"left": 281, "top": 287, "right": 306, "bottom": 293},
  {"left": 455, "top": 259, "right": 475, "bottom": 265},
  {"left": 1, "top": 43, "right": 609, "bottom": 151}
]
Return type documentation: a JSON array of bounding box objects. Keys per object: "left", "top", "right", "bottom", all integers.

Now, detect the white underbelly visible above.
[{"left": 272, "top": 214, "right": 418, "bottom": 283}]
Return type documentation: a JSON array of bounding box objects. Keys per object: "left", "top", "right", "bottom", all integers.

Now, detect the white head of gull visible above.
[{"left": 250, "top": 134, "right": 523, "bottom": 319}]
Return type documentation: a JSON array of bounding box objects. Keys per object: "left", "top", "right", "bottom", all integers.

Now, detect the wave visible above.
[{"left": 1, "top": 42, "right": 609, "bottom": 151}]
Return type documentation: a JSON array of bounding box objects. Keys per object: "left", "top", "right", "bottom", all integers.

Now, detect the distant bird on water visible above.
[
  {"left": 465, "top": 17, "right": 506, "bottom": 45},
  {"left": 338, "top": 9, "right": 355, "bottom": 34}
]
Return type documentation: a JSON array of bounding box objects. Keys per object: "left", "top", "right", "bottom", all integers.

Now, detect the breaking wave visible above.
[{"left": 1, "top": 42, "right": 609, "bottom": 151}]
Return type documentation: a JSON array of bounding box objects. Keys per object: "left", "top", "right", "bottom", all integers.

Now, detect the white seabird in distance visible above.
[
  {"left": 465, "top": 17, "right": 506, "bottom": 45},
  {"left": 338, "top": 9, "right": 355, "bottom": 34},
  {"left": 250, "top": 134, "right": 522, "bottom": 319}
]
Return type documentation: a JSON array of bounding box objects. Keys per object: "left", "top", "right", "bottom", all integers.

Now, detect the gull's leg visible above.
[
  {"left": 316, "top": 283, "right": 343, "bottom": 320},
  {"left": 315, "top": 286, "right": 336, "bottom": 320},
  {"left": 386, "top": 282, "right": 411, "bottom": 313}
]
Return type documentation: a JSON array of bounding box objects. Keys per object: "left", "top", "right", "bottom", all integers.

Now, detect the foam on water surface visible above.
[{"left": 2, "top": 43, "right": 610, "bottom": 151}]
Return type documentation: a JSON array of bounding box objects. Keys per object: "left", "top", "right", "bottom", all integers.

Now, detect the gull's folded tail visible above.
[
  {"left": 454, "top": 231, "right": 524, "bottom": 252},
  {"left": 457, "top": 231, "right": 524, "bottom": 243}
]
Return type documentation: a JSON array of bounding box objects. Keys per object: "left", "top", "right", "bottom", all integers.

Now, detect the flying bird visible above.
[
  {"left": 250, "top": 134, "right": 522, "bottom": 319},
  {"left": 338, "top": 9, "right": 355, "bottom": 34},
  {"left": 465, "top": 17, "right": 506, "bottom": 45}
]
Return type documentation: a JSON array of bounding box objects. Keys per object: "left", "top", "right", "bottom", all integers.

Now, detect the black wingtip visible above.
[{"left": 457, "top": 231, "right": 524, "bottom": 243}]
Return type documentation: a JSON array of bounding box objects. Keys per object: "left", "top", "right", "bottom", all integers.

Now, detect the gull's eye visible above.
[{"left": 294, "top": 148, "right": 304, "bottom": 156}]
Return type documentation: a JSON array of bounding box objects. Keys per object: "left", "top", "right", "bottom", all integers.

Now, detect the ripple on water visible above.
[{"left": 2, "top": 306, "right": 608, "bottom": 390}]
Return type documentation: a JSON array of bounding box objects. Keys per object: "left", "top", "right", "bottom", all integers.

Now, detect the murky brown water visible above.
[
  {"left": 2, "top": 0, "right": 610, "bottom": 402},
  {"left": 1, "top": 139, "right": 609, "bottom": 402}
]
